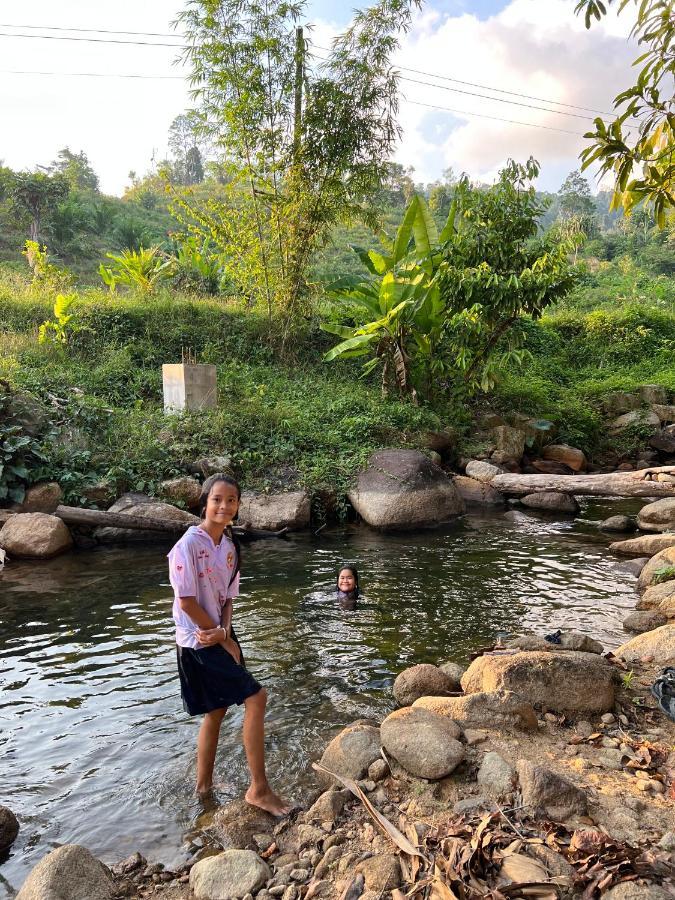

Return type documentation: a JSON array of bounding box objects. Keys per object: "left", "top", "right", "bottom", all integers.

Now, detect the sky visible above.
[{"left": 0, "top": 0, "right": 637, "bottom": 196}]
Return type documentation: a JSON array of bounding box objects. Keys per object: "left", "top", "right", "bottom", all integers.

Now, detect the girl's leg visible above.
[
  {"left": 196, "top": 707, "right": 227, "bottom": 795},
  {"left": 242, "top": 688, "right": 290, "bottom": 816}
]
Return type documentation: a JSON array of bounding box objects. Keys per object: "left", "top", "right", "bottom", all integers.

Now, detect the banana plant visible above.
[{"left": 99, "top": 246, "right": 176, "bottom": 294}]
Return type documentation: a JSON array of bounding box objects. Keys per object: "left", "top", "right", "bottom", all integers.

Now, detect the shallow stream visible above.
[{"left": 0, "top": 500, "right": 642, "bottom": 895}]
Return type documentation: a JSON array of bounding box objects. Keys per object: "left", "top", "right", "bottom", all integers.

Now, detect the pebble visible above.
[
  {"left": 322, "top": 834, "right": 344, "bottom": 851},
  {"left": 269, "top": 887, "right": 286, "bottom": 897},
  {"left": 309, "top": 850, "right": 322, "bottom": 866},
  {"left": 650, "top": 781, "right": 666, "bottom": 795},
  {"left": 291, "top": 869, "right": 310, "bottom": 882},
  {"left": 619, "top": 714, "right": 629, "bottom": 726},
  {"left": 600, "top": 713, "right": 616, "bottom": 725},
  {"left": 576, "top": 721, "right": 594, "bottom": 738},
  {"left": 243, "top": 894, "right": 253, "bottom": 900},
  {"left": 464, "top": 729, "right": 488, "bottom": 746},
  {"left": 359, "top": 780, "right": 377, "bottom": 793},
  {"left": 368, "top": 759, "right": 389, "bottom": 782},
  {"left": 601, "top": 737, "right": 620, "bottom": 748},
  {"left": 282, "top": 886, "right": 297, "bottom": 900},
  {"left": 320, "top": 821, "right": 332, "bottom": 833},
  {"left": 635, "top": 770, "right": 650, "bottom": 781},
  {"left": 637, "top": 781, "right": 650, "bottom": 792},
  {"left": 658, "top": 832, "right": 675, "bottom": 851}
]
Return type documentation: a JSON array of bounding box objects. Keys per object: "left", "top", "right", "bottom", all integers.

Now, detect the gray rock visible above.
[
  {"left": 16, "top": 845, "right": 114, "bottom": 900},
  {"left": 393, "top": 664, "right": 456, "bottom": 706},
  {"left": 491, "top": 426, "right": 526, "bottom": 460},
  {"left": 348, "top": 450, "right": 464, "bottom": 530},
  {"left": 622, "top": 610, "right": 668, "bottom": 633},
  {"left": 315, "top": 845, "right": 343, "bottom": 879},
  {"left": 619, "top": 557, "right": 650, "bottom": 577},
  {"left": 639, "top": 385, "right": 668, "bottom": 405},
  {"left": 367, "top": 758, "right": 389, "bottom": 782},
  {"left": 650, "top": 430, "right": 675, "bottom": 453},
  {"left": 317, "top": 723, "right": 381, "bottom": 787},
  {"left": 477, "top": 752, "right": 516, "bottom": 798},
  {"left": 438, "top": 662, "right": 466, "bottom": 686},
  {"left": 637, "top": 497, "right": 675, "bottom": 534},
  {"left": 304, "top": 789, "right": 350, "bottom": 824},
  {"left": 603, "top": 883, "right": 670, "bottom": 900},
  {"left": 413, "top": 690, "right": 537, "bottom": 732},
  {"left": 461, "top": 650, "right": 616, "bottom": 714},
  {"left": 614, "top": 625, "right": 675, "bottom": 665},
  {"left": 356, "top": 854, "right": 402, "bottom": 892},
  {"left": 238, "top": 490, "right": 311, "bottom": 531},
  {"left": 558, "top": 631, "right": 604, "bottom": 654},
  {"left": 380, "top": 707, "right": 464, "bottom": 779},
  {"left": 453, "top": 797, "right": 493, "bottom": 815},
  {"left": 611, "top": 409, "right": 661, "bottom": 431},
  {"left": 190, "top": 455, "right": 233, "bottom": 477},
  {"left": 18, "top": 481, "right": 62, "bottom": 513},
  {"left": 527, "top": 845, "right": 576, "bottom": 881},
  {"left": 657, "top": 831, "right": 675, "bottom": 851},
  {"left": 600, "top": 515, "right": 635, "bottom": 533},
  {"left": 212, "top": 800, "right": 277, "bottom": 850},
  {"left": 542, "top": 444, "right": 586, "bottom": 472},
  {"left": 453, "top": 476, "right": 505, "bottom": 507},
  {"left": 160, "top": 476, "right": 201, "bottom": 509},
  {"left": 0, "top": 805, "right": 19, "bottom": 851},
  {"left": 652, "top": 403, "right": 675, "bottom": 423},
  {"left": 95, "top": 494, "right": 198, "bottom": 543},
  {"left": 517, "top": 760, "right": 587, "bottom": 821},
  {"left": 520, "top": 492, "right": 580, "bottom": 514},
  {"left": 602, "top": 392, "right": 640, "bottom": 416},
  {"left": 0, "top": 512, "right": 73, "bottom": 559},
  {"left": 464, "top": 729, "right": 488, "bottom": 745},
  {"left": 464, "top": 460, "right": 505, "bottom": 483},
  {"left": 189, "top": 850, "right": 271, "bottom": 899}
]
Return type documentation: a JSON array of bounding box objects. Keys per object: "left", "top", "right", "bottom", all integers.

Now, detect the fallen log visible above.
[
  {"left": 491, "top": 471, "right": 675, "bottom": 498},
  {"left": 0, "top": 505, "right": 288, "bottom": 541}
]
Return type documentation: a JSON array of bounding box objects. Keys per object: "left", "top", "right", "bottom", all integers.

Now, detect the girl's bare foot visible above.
[{"left": 245, "top": 784, "right": 291, "bottom": 817}]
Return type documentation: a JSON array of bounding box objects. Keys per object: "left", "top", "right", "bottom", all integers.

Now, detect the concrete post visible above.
[{"left": 162, "top": 364, "right": 218, "bottom": 414}]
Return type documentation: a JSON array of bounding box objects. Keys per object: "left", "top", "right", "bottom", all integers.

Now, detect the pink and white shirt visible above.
[{"left": 168, "top": 525, "right": 240, "bottom": 649}]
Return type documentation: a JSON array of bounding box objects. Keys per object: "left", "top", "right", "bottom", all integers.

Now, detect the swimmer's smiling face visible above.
[{"left": 338, "top": 569, "right": 356, "bottom": 593}]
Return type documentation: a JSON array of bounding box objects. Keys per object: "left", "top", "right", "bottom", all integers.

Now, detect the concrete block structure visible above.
[{"left": 162, "top": 364, "right": 218, "bottom": 413}]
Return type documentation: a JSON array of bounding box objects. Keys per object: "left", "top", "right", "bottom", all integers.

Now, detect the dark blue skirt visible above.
[{"left": 176, "top": 628, "right": 262, "bottom": 716}]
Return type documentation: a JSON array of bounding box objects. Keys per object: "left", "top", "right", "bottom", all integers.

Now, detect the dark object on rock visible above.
[
  {"left": 545, "top": 630, "right": 562, "bottom": 645},
  {"left": 516, "top": 760, "right": 587, "bottom": 821},
  {"left": 600, "top": 515, "right": 635, "bottom": 533},
  {"left": 651, "top": 667, "right": 675, "bottom": 722},
  {"left": 623, "top": 610, "right": 667, "bottom": 634},
  {"left": 0, "top": 805, "right": 19, "bottom": 851}
]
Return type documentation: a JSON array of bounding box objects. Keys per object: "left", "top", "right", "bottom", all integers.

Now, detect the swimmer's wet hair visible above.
[
  {"left": 337, "top": 563, "right": 360, "bottom": 595},
  {"left": 199, "top": 473, "right": 241, "bottom": 519}
]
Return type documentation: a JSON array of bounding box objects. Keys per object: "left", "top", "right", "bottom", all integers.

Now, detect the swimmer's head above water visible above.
[{"left": 337, "top": 564, "right": 359, "bottom": 600}]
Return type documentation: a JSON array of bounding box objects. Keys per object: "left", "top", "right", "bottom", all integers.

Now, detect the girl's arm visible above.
[
  {"left": 220, "top": 598, "right": 233, "bottom": 638},
  {"left": 178, "top": 596, "right": 218, "bottom": 631}
]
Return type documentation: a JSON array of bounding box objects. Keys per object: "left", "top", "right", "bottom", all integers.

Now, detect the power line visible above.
[
  {"left": 2, "top": 69, "right": 184, "bottom": 80},
  {"left": 0, "top": 31, "right": 180, "bottom": 47},
  {"left": 405, "top": 99, "right": 587, "bottom": 137},
  {"left": 0, "top": 22, "right": 183, "bottom": 39}
]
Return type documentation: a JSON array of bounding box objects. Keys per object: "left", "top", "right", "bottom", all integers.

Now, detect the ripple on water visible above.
[{"left": 0, "top": 507, "right": 638, "bottom": 896}]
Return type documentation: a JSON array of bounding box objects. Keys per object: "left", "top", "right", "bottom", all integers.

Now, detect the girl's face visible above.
[
  {"left": 338, "top": 569, "right": 356, "bottom": 593},
  {"left": 204, "top": 481, "right": 240, "bottom": 527}
]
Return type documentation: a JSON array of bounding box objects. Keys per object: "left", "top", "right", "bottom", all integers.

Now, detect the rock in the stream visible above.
[
  {"left": 160, "top": 476, "right": 201, "bottom": 509},
  {"left": 520, "top": 492, "right": 580, "bottom": 514},
  {"left": 453, "top": 475, "right": 505, "bottom": 507},
  {"left": 614, "top": 625, "right": 675, "bottom": 665},
  {"left": 542, "top": 444, "right": 586, "bottom": 472},
  {"left": 517, "top": 760, "right": 587, "bottom": 821},
  {"left": 0, "top": 806, "right": 19, "bottom": 851},
  {"left": 637, "top": 580, "right": 675, "bottom": 611},
  {"left": 317, "top": 723, "right": 381, "bottom": 786},
  {"left": 464, "top": 460, "right": 505, "bottom": 483},
  {"left": 600, "top": 515, "right": 635, "bottom": 533},
  {"left": 477, "top": 752, "right": 516, "bottom": 798},
  {"left": 623, "top": 610, "right": 668, "bottom": 633},
  {"left": 211, "top": 800, "right": 277, "bottom": 850},
  {"left": 356, "top": 854, "right": 402, "bottom": 892},
  {"left": 16, "top": 845, "right": 115, "bottom": 900},
  {"left": 0, "top": 512, "right": 73, "bottom": 559},
  {"left": 461, "top": 651, "right": 616, "bottom": 714},
  {"left": 238, "top": 490, "right": 310, "bottom": 531},
  {"left": 413, "top": 689, "right": 537, "bottom": 732},
  {"left": 189, "top": 850, "right": 270, "bottom": 900},
  {"left": 380, "top": 707, "right": 464, "bottom": 779},
  {"left": 610, "top": 533, "right": 675, "bottom": 556},
  {"left": 637, "top": 546, "right": 675, "bottom": 592},
  {"left": 438, "top": 661, "right": 466, "bottom": 688},
  {"left": 393, "top": 664, "right": 456, "bottom": 706},
  {"left": 95, "top": 493, "right": 198, "bottom": 543},
  {"left": 619, "top": 557, "right": 650, "bottom": 577},
  {"left": 18, "top": 481, "right": 62, "bottom": 513},
  {"left": 637, "top": 497, "right": 675, "bottom": 533},
  {"left": 348, "top": 450, "right": 464, "bottom": 529}
]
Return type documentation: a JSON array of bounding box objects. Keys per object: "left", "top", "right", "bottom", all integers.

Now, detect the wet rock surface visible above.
[
  {"left": 0, "top": 512, "right": 73, "bottom": 559},
  {"left": 393, "top": 664, "right": 457, "bottom": 706}
]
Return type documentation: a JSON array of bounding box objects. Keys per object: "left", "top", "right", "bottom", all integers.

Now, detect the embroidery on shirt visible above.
[{"left": 227, "top": 552, "right": 234, "bottom": 568}]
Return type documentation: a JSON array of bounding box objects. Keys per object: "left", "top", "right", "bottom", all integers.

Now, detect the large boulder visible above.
[
  {"left": 16, "top": 845, "right": 114, "bottom": 900},
  {"left": 491, "top": 426, "right": 526, "bottom": 460},
  {"left": 0, "top": 805, "right": 19, "bottom": 851},
  {"left": 604, "top": 883, "right": 670, "bottom": 900},
  {"left": 530, "top": 459, "right": 574, "bottom": 475},
  {"left": 600, "top": 515, "right": 636, "bottom": 533},
  {"left": 516, "top": 760, "right": 587, "bottom": 821},
  {"left": 602, "top": 392, "right": 640, "bottom": 416},
  {"left": 639, "top": 385, "right": 668, "bottom": 405},
  {"left": 637, "top": 580, "right": 675, "bottom": 612},
  {"left": 94, "top": 493, "right": 198, "bottom": 543},
  {"left": 622, "top": 610, "right": 668, "bottom": 633},
  {"left": 189, "top": 849, "right": 270, "bottom": 900},
  {"left": 505, "top": 630, "right": 603, "bottom": 655},
  {"left": 614, "top": 625, "right": 675, "bottom": 665},
  {"left": 393, "top": 664, "right": 457, "bottom": 706},
  {"left": 380, "top": 707, "right": 464, "bottom": 779},
  {"left": 238, "top": 490, "right": 311, "bottom": 531},
  {"left": 460, "top": 651, "right": 617, "bottom": 714},
  {"left": 348, "top": 450, "right": 464, "bottom": 530},
  {"left": 610, "top": 534, "right": 675, "bottom": 556},
  {"left": 317, "top": 723, "right": 381, "bottom": 786},
  {"left": 413, "top": 690, "right": 537, "bottom": 732},
  {"left": 212, "top": 800, "right": 277, "bottom": 849},
  {"left": 19, "top": 482, "right": 62, "bottom": 513},
  {"left": 542, "top": 444, "right": 586, "bottom": 472},
  {"left": 520, "top": 492, "right": 580, "bottom": 514},
  {"left": 610, "top": 410, "right": 661, "bottom": 431},
  {"left": 160, "top": 476, "right": 201, "bottom": 509},
  {"left": 477, "top": 752, "right": 516, "bottom": 798},
  {"left": 0, "top": 513, "right": 73, "bottom": 559},
  {"left": 637, "top": 498, "right": 675, "bottom": 534},
  {"left": 189, "top": 455, "right": 232, "bottom": 477},
  {"left": 637, "top": 546, "right": 675, "bottom": 592},
  {"left": 652, "top": 404, "right": 675, "bottom": 424},
  {"left": 453, "top": 475, "right": 505, "bottom": 507},
  {"left": 464, "top": 460, "right": 505, "bottom": 483},
  {"left": 650, "top": 430, "right": 675, "bottom": 453}
]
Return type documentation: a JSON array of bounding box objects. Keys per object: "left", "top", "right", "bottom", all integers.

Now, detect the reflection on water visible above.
[{"left": 0, "top": 501, "right": 640, "bottom": 895}]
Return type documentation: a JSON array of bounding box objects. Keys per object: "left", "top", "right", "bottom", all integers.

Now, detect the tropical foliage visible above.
[{"left": 99, "top": 246, "right": 176, "bottom": 294}]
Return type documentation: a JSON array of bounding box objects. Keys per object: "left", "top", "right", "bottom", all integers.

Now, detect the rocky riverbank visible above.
[{"left": 7, "top": 616, "right": 674, "bottom": 900}]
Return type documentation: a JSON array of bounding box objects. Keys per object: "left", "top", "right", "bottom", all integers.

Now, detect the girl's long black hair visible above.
[
  {"left": 199, "top": 472, "right": 242, "bottom": 581},
  {"left": 337, "top": 563, "right": 359, "bottom": 598}
]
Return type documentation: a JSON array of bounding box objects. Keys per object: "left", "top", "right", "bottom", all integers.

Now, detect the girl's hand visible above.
[
  {"left": 196, "top": 626, "right": 226, "bottom": 646},
  {"left": 223, "top": 636, "right": 242, "bottom": 664}
]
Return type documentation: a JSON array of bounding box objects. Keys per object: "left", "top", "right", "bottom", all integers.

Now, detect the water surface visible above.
[{"left": 0, "top": 502, "right": 640, "bottom": 895}]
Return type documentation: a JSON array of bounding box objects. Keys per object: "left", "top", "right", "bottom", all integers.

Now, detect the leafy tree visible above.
[
  {"left": 50, "top": 148, "right": 100, "bottom": 193},
  {"left": 558, "top": 170, "right": 596, "bottom": 221},
  {"left": 168, "top": 113, "right": 207, "bottom": 185},
  {"left": 323, "top": 159, "right": 579, "bottom": 397},
  {"left": 176, "top": 0, "right": 422, "bottom": 350},
  {"left": 575, "top": 0, "right": 674, "bottom": 225},
  {"left": 184, "top": 146, "right": 205, "bottom": 185},
  {"left": 12, "top": 172, "right": 69, "bottom": 242}
]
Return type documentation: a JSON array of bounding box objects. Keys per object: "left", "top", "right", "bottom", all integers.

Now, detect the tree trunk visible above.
[{"left": 491, "top": 471, "right": 675, "bottom": 498}]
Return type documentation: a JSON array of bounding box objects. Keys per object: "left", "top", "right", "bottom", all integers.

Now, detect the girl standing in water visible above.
[{"left": 168, "top": 473, "right": 289, "bottom": 815}]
